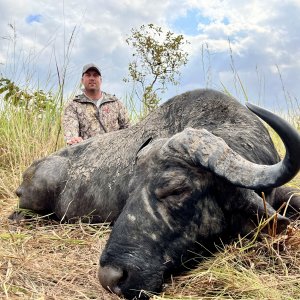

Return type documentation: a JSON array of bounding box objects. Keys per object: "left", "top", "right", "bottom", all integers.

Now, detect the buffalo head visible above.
[
  {"left": 12, "top": 156, "right": 69, "bottom": 219},
  {"left": 99, "top": 103, "right": 300, "bottom": 299}
]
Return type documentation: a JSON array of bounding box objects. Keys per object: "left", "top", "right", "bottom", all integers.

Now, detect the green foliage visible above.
[
  {"left": 0, "top": 78, "right": 56, "bottom": 114},
  {"left": 124, "top": 24, "right": 189, "bottom": 116}
]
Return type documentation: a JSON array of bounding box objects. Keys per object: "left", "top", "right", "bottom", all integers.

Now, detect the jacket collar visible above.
[{"left": 74, "top": 92, "right": 116, "bottom": 105}]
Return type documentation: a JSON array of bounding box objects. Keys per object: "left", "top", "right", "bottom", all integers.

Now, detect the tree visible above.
[
  {"left": 0, "top": 77, "right": 56, "bottom": 114},
  {"left": 124, "top": 24, "right": 189, "bottom": 116}
]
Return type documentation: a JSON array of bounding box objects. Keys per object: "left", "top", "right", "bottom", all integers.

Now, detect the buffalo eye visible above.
[
  {"left": 154, "top": 177, "right": 192, "bottom": 201},
  {"left": 155, "top": 186, "right": 192, "bottom": 200}
]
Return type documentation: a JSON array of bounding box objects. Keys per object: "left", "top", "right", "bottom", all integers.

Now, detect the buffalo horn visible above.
[{"left": 164, "top": 104, "right": 300, "bottom": 189}]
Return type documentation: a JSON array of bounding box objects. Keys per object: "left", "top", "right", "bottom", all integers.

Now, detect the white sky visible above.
[{"left": 0, "top": 0, "right": 299, "bottom": 111}]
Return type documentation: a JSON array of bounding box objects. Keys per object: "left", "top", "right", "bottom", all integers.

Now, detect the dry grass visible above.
[{"left": 0, "top": 203, "right": 120, "bottom": 300}]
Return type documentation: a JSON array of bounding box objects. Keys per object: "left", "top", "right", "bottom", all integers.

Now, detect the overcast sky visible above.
[{"left": 0, "top": 0, "right": 299, "bottom": 111}]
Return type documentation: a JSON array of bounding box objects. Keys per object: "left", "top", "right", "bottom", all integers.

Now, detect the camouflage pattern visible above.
[{"left": 62, "top": 92, "right": 130, "bottom": 142}]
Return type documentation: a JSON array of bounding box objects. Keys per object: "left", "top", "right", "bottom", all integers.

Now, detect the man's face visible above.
[{"left": 81, "top": 69, "right": 101, "bottom": 92}]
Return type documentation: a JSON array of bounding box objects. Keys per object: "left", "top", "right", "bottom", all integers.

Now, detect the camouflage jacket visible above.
[{"left": 62, "top": 92, "right": 130, "bottom": 142}]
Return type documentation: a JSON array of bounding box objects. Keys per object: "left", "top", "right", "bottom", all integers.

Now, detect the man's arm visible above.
[
  {"left": 117, "top": 101, "right": 131, "bottom": 129},
  {"left": 62, "top": 101, "right": 83, "bottom": 145}
]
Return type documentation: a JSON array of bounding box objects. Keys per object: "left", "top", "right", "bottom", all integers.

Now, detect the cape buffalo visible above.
[{"left": 10, "top": 89, "right": 300, "bottom": 298}]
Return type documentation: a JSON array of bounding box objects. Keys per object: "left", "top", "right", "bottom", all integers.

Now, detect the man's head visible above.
[
  {"left": 81, "top": 63, "right": 102, "bottom": 95},
  {"left": 82, "top": 63, "right": 101, "bottom": 77}
]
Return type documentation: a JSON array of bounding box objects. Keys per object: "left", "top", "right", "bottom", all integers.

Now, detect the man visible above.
[{"left": 63, "top": 63, "right": 130, "bottom": 145}]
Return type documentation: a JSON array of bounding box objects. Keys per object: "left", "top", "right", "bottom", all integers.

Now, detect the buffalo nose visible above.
[
  {"left": 98, "top": 265, "right": 125, "bottom": 296},
  {"left": 15, "top": 187, "right": 22, "bottom": 197}
]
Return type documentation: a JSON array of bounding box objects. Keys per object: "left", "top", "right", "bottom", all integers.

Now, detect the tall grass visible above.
[
  {"left": 0, "top": 101, "right": 64, "bottom": 200},
  {"left": 0, "top": 22, "right": 76, "bottom": 202}
]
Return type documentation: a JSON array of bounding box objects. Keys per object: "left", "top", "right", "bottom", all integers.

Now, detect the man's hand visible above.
[{"left": 67, "top": 137, "right": 83, "bottom": 145}]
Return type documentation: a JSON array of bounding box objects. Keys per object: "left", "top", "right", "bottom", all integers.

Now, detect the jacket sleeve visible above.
[
  {"left": 117, "top": 101, "right": 131, "bottom": 129},
  {"left": 62, "top": 101, "right": 80, "bottom": 141}
]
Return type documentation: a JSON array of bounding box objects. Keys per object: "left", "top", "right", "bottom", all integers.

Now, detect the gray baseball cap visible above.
[{"left": 82, "top": 63, "right": 101, "bottom": 76}]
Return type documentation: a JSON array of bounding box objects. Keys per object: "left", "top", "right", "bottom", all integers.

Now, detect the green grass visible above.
[{"left": 0, "top": 101, "right": 64, "bottom": 200}]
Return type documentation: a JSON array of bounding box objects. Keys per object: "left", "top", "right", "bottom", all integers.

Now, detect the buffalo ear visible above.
[
  {"left": 135, "top": 137, "right": 153, "bottom": 162},
  {"left": 137, "top": 137, "right": 153, "bottom": 153}
]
